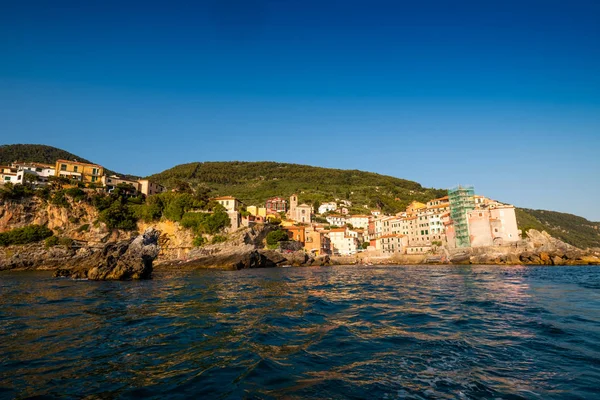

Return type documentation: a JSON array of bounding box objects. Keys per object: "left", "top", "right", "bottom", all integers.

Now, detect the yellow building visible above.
[
  {"left": 257, "top": 207, "right": 267, "bottom": 218},
  {"left": 246, "top": 205, "right": 258, "bottom": 216},
  {"left": 55, "top": 159, "right": 104, "bottom": 185}
]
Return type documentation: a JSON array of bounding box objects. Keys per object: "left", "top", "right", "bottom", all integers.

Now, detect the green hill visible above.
[
  {"left": 0, "top": 144, "right": 127, "bottom": 177},
  {"left": 0, "top": 144, "right": 96, "bottom": 166},
  {"left": 516, "top": 208, "right": 600, "bottom": 249},
  {"left": 148, "top": 161, "right": 448, "bottom": 214}
]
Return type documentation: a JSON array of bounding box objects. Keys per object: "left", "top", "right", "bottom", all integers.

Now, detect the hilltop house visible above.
[{"left": 55, "top": 159, "right": 104, "bottom": 185}]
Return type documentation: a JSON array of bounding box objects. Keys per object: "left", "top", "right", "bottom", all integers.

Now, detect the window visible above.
[
  {"left": 91, "top": 176, "right": 98, "bottom": 182},
  {"left": 61, "top": 164, "right": 67, "bottom": 171},
  {"left": 73, "top": 166, "right": 78, "bottom": 172}
]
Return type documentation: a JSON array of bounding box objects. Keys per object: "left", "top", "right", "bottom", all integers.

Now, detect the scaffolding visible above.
[{"left": 448, "top": 185, "right": 475, "bottom": 248}]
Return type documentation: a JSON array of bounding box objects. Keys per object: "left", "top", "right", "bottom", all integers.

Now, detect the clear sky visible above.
[{"left": 1, "top": 0, "right": 599, "bottom": 220}]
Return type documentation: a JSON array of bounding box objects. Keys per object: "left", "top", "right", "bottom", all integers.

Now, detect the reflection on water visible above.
[{"left": 1, "top": 265, "right": 600, "bottom": 399}]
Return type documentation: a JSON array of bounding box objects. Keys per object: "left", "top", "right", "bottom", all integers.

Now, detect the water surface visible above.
[{"left": 1, "top": 265, "right": 600, "bottom": 399}]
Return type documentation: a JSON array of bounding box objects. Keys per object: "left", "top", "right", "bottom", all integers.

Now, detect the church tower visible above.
[{"left": 289, "top": 193, "right": 298, "bottom": 219}]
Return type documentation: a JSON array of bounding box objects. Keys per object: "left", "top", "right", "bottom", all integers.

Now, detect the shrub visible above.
[
  {"left": 35, "top": 186, "right": 51, "bottom": 201},
  {"left": 77, "top": 224, "right": 90, "bottom": 232},
  {"left": 192, "top": 235, "right": 206, "bottom": 247},
  {"left": 51, "top": 191, "right": 69, "bottom": 207},
  {"left": 211, "top": 235, "right": 227, "bottom": 244},
  {"left": 59, "top": 237, "right": 74, "bottom": 248},
  {"left": 266, "top": 230, "right": 289, "bottom": 246},
  {"left": 203, "top": 209, "right": 230, "bottom": 234},
  {"left": 0, "top": 225, "right": 54, "bottom": 246},
  {"left": 99, "top": 202, "right": 138, "bottom": 230},
  {"left": 45, "top": 236, "right": 59, "bottom": 248},
  {"left": 65, "top": 187, "right": 86, "bottom": 202}
]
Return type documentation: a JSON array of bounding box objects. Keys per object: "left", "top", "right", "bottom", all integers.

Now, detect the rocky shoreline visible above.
[{"left": 1, "top": 224, "right": 599, "bottom": 278}]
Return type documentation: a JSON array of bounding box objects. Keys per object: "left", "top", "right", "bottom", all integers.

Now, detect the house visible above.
[
  {"left": 266, "top": 197, "right": 288, "bottom": 214},
  {"left": 379, "top": 234, "right": 407, "bottom": 255},
  {"left": 12, "top": 162, "right": 55, "bottom": 184},
  {"left": 102, "top": 175, "right": 140, "bottom": 194},
  {"left": 214, "top": 196, "right": 241, "bottom": 212},
  {"left": 304, "top": 227, "right": 331, "bottom": 256},
  {"left": 329, "top": 227, "right": 359, "bottom": 255},
  {"left": 137, "top": 179, "right": 166, "bottom": 196},
  {"left": 326, "top": 214, "right": 346, "bottom": 227},
  {"left": 347, "top": 215, "right": 370, "bottom": 229},
  {"left": 55, "top": 159, "right": 104, "bottom": 185},
  {"left": 213, "top": 196, "right": 243, "bottom": 232},
  {"left": 318, "top": 202, "right": 337, "bottom": 215},
  {"left": 246, "top": 205, "right": 258, "bottom": 216},
  {"left": 284, "top": 226, "right": 306, "bottom": 244},
  {"left": 0, "top": 166, "right": 20, "bottom": 184}
]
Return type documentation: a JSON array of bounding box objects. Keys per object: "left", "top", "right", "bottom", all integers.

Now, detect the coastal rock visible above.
[{"left": 54, "top": 228, "right": 160, "bottom": 280}]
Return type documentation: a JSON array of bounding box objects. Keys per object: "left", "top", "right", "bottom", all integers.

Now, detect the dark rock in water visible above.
[{"left": 54, "top": 228, "right": 160, "bottom": 280}]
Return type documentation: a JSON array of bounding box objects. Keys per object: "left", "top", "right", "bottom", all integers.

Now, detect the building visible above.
[
  {"left": 12, "top": 162, "right": 55, "bottom": 184},
  {"left": 102, "top": 175, "right": 140, "bottom": 194},
  {"left": 379, "top": 234, "right": 407, "bottom": 255},
  {"left": 326, "top": 214, "right": 346, "bottom": 227},
  {"left": 448, "top": 185, "right": 476, "bottom": 248},
  {"left": 347, "top": 215, "right": 370, "bottom": 230},
  {"left": 55, "top": 159, "right": 104, "bottom": 185},
  {"left": 138, "top": 179, "right": 166, "bottom": 196},
  {"left": 290, "top": 203, "right": 312, "bottom": 223},
  {"left": 304, "top": 228, "right": 331, "bottom": 256},
  {"left": 214, "top": 196, "right": 241, "bottom": 213},
  {"left": 318, "top": 202, "right": 337, "bottom": 215},
  {"left": 266, "top": 197, "right": 288, "bottom": 214},
  {"left": 467, "top": 204, "right": 519, "bottom": 247},
  {"left": 0, "top": 165, "right": 20, "bottom": 184},
  {"left": 329, "top": 227, "right": 359, "bottom": 255},
  {"left": 246, "top": 205, "right": 258, "bottom": 216},
  {"left": 284, "top": 226, "right": 306, "bottom": 244}
]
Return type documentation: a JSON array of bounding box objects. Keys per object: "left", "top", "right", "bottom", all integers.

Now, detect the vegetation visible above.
[
  {"left": 148, "top": 161, "right": 448, "bottom": 215},
  {"left": 0, "top": 225, "right": 54, "bottom": 246},
  {"left": 45, "top": 235, "right": 59, "bottom": 248},
  {"left": 266, "top": 230, "right": 289, "bottom": 246},
  {"left": 516, "top": 208, "right": 600, "bottom": 249},
  {"left": 0, "top": 144, "right": 130, "bottom": 177}
]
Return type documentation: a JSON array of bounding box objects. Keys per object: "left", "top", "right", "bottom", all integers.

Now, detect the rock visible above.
[
  {"left": 449, "top": 252, "right": 471, "bottom": 264},
  {"left": 54, "top": 228, "right": 161, "bottom": 280},
  {"left": 313, "top": 255, "right": 331, "bottom": 266},
  {"left": 539, "top": 252, "right": 551, "bottom": 264}
]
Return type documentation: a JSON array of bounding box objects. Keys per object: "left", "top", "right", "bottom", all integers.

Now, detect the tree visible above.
[{"left": 266, "top": 230, "right": 289, "bottom": 246}]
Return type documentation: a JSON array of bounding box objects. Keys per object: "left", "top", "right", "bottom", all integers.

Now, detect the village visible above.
[{"left": 1, "top": 158, "right": 520, "bottom": 257}]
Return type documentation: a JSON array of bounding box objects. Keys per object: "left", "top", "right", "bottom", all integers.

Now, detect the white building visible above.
[
  {"left": 346, "top": 215, "right": 370, "bottom": 230},
  {"left": 318, "top": 202, "right": 338, "bottom": 214},
  {"left": 326, "top": 214, "right": 346, "bottom": 227}
]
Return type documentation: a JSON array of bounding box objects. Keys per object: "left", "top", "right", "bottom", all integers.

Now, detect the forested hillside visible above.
[
  {"left": 0, "top": 144, "right": 95, "bottom": 166},
  {"left": 148, "top": 161, "right": 448, "bottom": 214},
  {"left": 516, "top": 208, "right": 600, "bottom": 249},
  {"left": 0, "top": 144, "right": 125, "bottom": 177}
]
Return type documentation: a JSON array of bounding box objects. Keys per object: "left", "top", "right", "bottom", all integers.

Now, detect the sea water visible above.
[{"left": 1, "top": 265, "right": 599, "bottom": 399}]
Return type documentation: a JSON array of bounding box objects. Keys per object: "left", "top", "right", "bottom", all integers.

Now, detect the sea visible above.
[{"left": 1, "top": 265, "right": 599, "bottom": 399}]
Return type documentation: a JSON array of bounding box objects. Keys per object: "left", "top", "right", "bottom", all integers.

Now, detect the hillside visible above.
[
  {"left": 0, "top": 144, "right": 126, "bottom": 177},
  {"left": 0, "top": 144, "right": 97, "bottom": 166},
  {"left": 516, "top": 208, "right": 600, "bottom": 249},
  {"left": 148, "top": 161, "right": 448, "bottom": 214}
]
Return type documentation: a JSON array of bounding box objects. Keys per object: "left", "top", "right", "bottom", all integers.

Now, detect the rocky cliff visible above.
[{"left": 0, "top": 197, "right": 195, "bottom": 268}]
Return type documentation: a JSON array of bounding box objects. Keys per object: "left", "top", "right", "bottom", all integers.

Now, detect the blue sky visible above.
[{"left": 1, "top": 0, "right": 599, "bottom": 220}]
